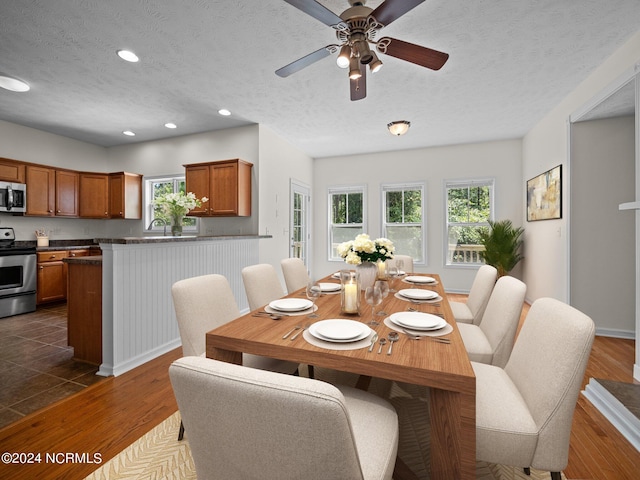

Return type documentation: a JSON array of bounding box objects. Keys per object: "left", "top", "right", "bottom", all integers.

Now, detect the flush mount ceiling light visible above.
[
  {"left": 218, "top": 109, "right": 231, "bottom": 116},
  {"left": 117, "top": 50, "right": 139, "bottom": 63},
  {"left": 387, "top": 120, "right": 411, "bottom": 136},
  {"left": 122, "top": 130, "right": 136, "bottom": 136},
  {"left": 0, "top": 74, "right": 30, "bottom": 92},
  {"left": 164, "top": 123, "right": 177, "bottom": 129}
]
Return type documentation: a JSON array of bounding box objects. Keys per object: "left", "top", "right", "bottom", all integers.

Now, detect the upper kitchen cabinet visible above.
[
  {"left": 109, "top": 172, "right": 142, "bottom": 219},
  {"left": 26, "top": 166, "right": 79, "bottom": 217},
  {"left": 184, "top": 159, "right": 252, "bottom": 217},
  {"left": 0, "top": 158, "right": 25, "bottom": 183},
  {"left": 79, "top": 173, "right": 109, "bottom": 218}
]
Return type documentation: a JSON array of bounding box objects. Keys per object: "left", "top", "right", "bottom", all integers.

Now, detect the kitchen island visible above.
[{"left": 95, "top": 235, "right": 269, "bottom": 376}]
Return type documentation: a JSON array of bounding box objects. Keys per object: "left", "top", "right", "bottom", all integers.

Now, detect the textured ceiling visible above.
[{"left": 0, "top": 0, "right": 639, "bottom": 159}]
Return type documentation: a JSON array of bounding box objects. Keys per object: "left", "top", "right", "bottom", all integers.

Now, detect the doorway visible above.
[{"left": 290, "top": 180, "right": 311, "bottom": 268}]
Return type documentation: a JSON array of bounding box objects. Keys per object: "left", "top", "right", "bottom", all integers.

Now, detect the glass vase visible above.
[
  {"left": 356, "top": 262, "right": 377, "bottom": 291},
  {"left": 340, "top": 270, "right": 360, "bottom": 315},
  {"left": 171, "top": 215, "right": 183, "bottom": 236}
]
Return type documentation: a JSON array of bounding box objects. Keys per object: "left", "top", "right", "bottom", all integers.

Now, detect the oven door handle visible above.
[{"left": 6, "top": 184, "right": 13, "bottom": 211}]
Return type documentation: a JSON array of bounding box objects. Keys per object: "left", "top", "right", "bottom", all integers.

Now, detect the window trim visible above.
[
  {"left": 443, "top": 177, "right": 495, "bottom": 268},
  {"left": 380, "top": 181, "right": 426, "bottom": 265},
  {"left": 327, "top": 184, "right": 367, "bottom": 262},
  {"left": 143, "top": 174, "right": 200, "bottom": 234}
]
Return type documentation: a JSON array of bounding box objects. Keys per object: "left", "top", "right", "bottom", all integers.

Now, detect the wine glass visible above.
[
  {"left": 306, "top": 280, "right": 321, "bottom": 318},
  {"left": 375, "top": 280, "right": 390, "bottom": 316},
  {"left": 364, "top": 285, "right": 382, "bottom": 326},
  {"left": 387, "top": 265, "right": 399, "bottom": 293}
]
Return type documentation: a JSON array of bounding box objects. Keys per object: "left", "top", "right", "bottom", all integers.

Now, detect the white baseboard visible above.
[{"left": 582, "top": 378, "right": 640, "bottom": 452}]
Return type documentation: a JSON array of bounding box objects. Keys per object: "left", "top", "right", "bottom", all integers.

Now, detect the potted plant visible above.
[{"left": 478, "top": 219, "right": 524, "bottom": 277}]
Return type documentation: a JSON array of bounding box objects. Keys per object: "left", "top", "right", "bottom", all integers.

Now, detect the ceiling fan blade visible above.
[
  {"left": 350, "top": 63, "right": 367, "bottom": 101},
  {"left": 370, "top": 0, "right": 425, "bottom": 27},
  {"left": 376, "top": 37, "right": 449, "bottom": 70},
  {"left": 275, "top": 45, "right": 337, "bottom": 77},
  {"left": 283, "top": 0, "right": 345, "bottom": 28}
]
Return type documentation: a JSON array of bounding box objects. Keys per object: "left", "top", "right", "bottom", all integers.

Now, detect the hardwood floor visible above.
[{"left": 0, "top": 295, "right": 638, "bottom": 479}]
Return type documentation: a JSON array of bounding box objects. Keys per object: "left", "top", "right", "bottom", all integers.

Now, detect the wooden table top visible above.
[{"left": 206, "top": 273, "right": 475, "bottom": 395}]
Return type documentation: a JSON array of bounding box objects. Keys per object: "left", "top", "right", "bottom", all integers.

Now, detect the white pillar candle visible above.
[{"left": 344, "top": 282, "right": 358, "bottom": 313}]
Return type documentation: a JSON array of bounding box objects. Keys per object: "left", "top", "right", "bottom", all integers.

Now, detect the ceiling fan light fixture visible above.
[
  {"left": 369, "top": 52, "right": 383, "bottom": 73},
  {"left": 0, "top": 74, "right": 30, "bottom": 92},
  {"left": 336, "top": 44, "right": 351, "bottom": 69},
  {"left": 355, "top": 40, "right": 373, "bottom": 64},
  {"left": 387, "top": 121, "right": 411, "bottom": 136},
  {"left": 348, "top": 56, "right": 362, "bottom": 79}
]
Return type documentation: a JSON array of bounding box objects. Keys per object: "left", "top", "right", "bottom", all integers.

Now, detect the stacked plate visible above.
[
  {"left": 397, "top": 288, "right": 439, "bottom": 301},
  {"left": 318, "top": 282, "right": 341, "bottom": 293},
  {"left": 388, "top": 311, "right": 447, "bottom": 332},
  {"left": 404, "top": 275, "right": 436, "bottom": 285},
  {"left": 268, "top": 298, "right": 313, "bottom": 313},
  {"left": 309, "top": 319, "right": 372, "bottom": 343}
]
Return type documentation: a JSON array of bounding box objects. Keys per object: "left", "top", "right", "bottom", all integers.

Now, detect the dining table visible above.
[{"left": 206, "top": 272, "right": 476, "bottom": 480}]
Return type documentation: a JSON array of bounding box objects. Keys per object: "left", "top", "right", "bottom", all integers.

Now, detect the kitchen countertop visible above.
[
  {"left": 95, "top": 234, "right": 271, "bottom": 245},
  {"left": 63, "top": 255, "right": 103, "bottom": 265}
]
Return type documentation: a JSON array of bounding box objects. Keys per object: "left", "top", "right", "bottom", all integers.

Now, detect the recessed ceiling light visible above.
[
  {"left": 122, "top": 130, "right": 136, "bottom": 136},
  {"left": 218, "top": 109, "right": 231, "bottom": 116},
  {"left": 0, "top": 74, "right": 30, "bottom": 92},
  {"left": 164, "top": 123, "right": 177, "bottom": 129},
  {"left": 117, "top": 50, "right": 139, "bottom": 63}
]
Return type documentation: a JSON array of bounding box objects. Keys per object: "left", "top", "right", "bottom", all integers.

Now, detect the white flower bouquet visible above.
[{"left": 337, "top": 234, "right": 395, "bottom": 265}]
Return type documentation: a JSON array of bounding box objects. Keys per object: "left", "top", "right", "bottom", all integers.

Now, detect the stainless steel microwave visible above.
[{"left": 0, "top": 182, "right": 26, "bottom": 213}]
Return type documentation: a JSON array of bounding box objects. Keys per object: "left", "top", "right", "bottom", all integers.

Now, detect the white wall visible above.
[
  {"left": 312, "top": 139, "right": 523, "bottom": 292},
  {"left": 523, "top": 31, "right": 640, "bottom": 303}
]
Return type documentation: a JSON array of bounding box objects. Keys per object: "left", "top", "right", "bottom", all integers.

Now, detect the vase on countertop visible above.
[
  {"left": 356, "top": 262, "right": 377, "bottom": 291},
  {"left": 171, "top": 215, "right": 183, "bottom": 236}
]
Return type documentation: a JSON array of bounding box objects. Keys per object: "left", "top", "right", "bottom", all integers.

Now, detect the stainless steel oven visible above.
[{"left": 0, "top": 227, "right": 36, "bottom": 318}]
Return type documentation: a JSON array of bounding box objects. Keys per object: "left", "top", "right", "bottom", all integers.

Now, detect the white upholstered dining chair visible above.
[
  {"left": 473, "top": 297, "right": 595, "bottom": 479},
  {"left": 170, "top": 356, "right": 399, "bottom": 480},
  {"left": 280, "top": 257, "right": 309, "bottom": 293},
  {"left": 449, "top": 264, "right": 497, "bottom": 324},
  {"left": 457, "top": 275, "right": 526, "bottom": 368},
  {"left": 386, "top": 254, "right": 414, "bottom": 273},
  {"left": 171, "top": 274, "right": 299, "bottom": 440},
  {"left": 241, "top": 263, "right": 286, "bottom": 311}
]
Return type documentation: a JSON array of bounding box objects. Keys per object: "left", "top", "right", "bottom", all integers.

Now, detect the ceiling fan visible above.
[{"left": 275, "top": 0, "right": 449, "bottom": 101}]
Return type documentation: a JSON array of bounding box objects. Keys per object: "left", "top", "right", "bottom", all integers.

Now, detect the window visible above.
[
  {"left": 445, "top": 179, "right": 494, "bottom": 265},
  {"left": 328, "top": 186, "right": 365, "bottom": 260},
  {"left": 143, "top": 175, "right": 199, "bottom": 233},
  {"left": 382, "top": 183, "right": 425, "bottom": 263}
]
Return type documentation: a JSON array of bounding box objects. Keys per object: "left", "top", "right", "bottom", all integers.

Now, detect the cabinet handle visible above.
[
  {"left": 70, "top": 253, "right": 76, "bottom": 257},
  {"left": 50, "top": 255, "right": 56, "bottom": 259},
  {"left": 39, "top": 266, "right": 44, "bottom": 270},
  {"left": 57, "top": 210, "right": 60, "bottom": 213}
]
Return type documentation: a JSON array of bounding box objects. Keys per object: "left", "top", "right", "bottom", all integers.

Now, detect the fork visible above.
[
  {"left": 282, "top": 325, "right": 301, "bottom": 339},
  {"left": 290, "top": 323, "right": 309, "bottom": 341}
]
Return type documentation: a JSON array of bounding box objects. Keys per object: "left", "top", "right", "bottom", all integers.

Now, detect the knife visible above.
[{"left": 368, "top": 333, "right": 379, "bottom": 352}]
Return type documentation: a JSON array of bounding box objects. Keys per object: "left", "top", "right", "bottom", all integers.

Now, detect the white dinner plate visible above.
[
  {"left": 404, "top": 275, "right": 436, "bottom": 284},
  {"left": 268, "top": 298, "right": 313, "bottom": 312},
  {"left": 331, "top": 272, "right": 341, "bottom": 279},
  {"left": 398, "top": 288, "right": 439, "bottom": 300},
  {"left": 310, "top": 319, "right": 370, "bottom": 342},
  {"left": 319, "top": 282, "right": 341, "bottom": 292},
  {"left": 389, "top": 312, "right": 447, "bottom": 331}
]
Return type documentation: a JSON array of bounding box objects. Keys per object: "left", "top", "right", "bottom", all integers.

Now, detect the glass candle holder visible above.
[
  {"left": 377, "top": 260, "right": 386, "bottom": 280},
  {"left": 340, "top": 269, "right": 360, "bottom": 315}
]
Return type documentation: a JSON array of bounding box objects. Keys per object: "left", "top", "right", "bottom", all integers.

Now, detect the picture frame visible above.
[{"left": 527, "top": 165, "right": 562, "bottom": 221}]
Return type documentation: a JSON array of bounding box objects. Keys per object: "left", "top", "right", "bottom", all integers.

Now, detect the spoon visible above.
[
  {"left": 377, "top": 338, "right": 387, "bottom": 354},
  {"left": 387, "top": 332, "right": 399, "bottom": 355}
]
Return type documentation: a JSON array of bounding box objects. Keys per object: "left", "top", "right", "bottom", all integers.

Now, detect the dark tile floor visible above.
[{"left": 0, "top": 303, "right": 105, "bottom": 429}]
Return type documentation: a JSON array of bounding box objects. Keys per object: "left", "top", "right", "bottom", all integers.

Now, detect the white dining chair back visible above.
[
  {"left": 241, "top": 263, "right": 286, "bottom": 311},
  {"left": 450, "top": 264, "right": 498, "bottom": 324},
  {"left": 170, "top": 356, "right": 399, "bottom": 480},
  {"left": 473, "top": 297, "right": 595, "bottom": 478},
  {"left": 457, "top": 275, "right": 526, "bottom": 368},
  {"left": 386, "top": 254, "right": 414, "bottom": 274},
  {"left": 280, "top": 257, "right": 309, "bottom": 293}
]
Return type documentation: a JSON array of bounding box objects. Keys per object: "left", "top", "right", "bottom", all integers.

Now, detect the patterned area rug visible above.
[{"left": 85, "top": 367, "right": 566, "bottom": 480}]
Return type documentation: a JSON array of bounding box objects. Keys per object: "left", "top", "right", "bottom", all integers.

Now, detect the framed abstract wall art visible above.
[{"left": 527, "top": 165, "right": 562, "bottom": 221}]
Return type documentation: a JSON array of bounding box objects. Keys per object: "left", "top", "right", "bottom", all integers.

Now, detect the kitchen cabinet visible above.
[
  {"left": 184, "top": 158, "right": 252, "bottom": 216},
  {"left": 0, "top": 158, "right": 25, "bottom": 183},
  {"left": 79, "top": 173, "right": 109, "bottom": 218},
  {"left": 109, "top": 172, "right": 142, "bottom": 219},
  {"left": 26, "top": 166, "right": 78, "bottom": 217},
  {"left": 37, "top": 251, "right": 68, "bottom": 304}
]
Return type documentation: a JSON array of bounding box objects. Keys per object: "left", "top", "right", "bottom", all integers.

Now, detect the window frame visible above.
[
  {"left": 444, "top": 177, "right": 495, "bottom": 268},
  {"left": 381, "top": 182, "right": 426, "bottom": 265},
  {"left": 327, "top": 185, "right": 367, "bottom": 262},
  {"left": 143, "top": 174, "right": 200, "bottom": 234}
]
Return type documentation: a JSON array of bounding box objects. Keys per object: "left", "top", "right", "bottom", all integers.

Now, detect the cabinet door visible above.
[
  {"left": 37, "top": 262, "right": 66, "bottom": 304},
  {"left": 55, "top": 170, "right": 79, "bottom": 216},
  {"left": 26, "top": 165, "right": 55, "bottom": 216},
  {"left": 0, "top": 158, "right": 25, "bottom": 183},
  {"left": 79, "top": 173, "right": 109, "bottom": 218},
  {"left": 185, "top": 165, "right": 210, "bottom": 215},
  {"left": 109, "top": 172, "right": 141, "bottom": 219},
  {"left": 210, "top": 162, "right": 238, "bottom": 215}
]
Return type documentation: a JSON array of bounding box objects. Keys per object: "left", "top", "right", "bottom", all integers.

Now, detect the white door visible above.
[{"left": 290, "top": 180, "right": 311, "bottom": 267}]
